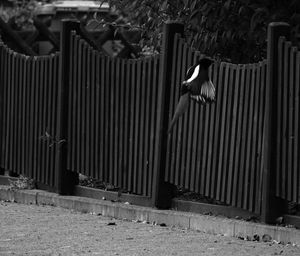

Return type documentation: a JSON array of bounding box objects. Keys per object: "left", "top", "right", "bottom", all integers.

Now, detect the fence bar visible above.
[
  {"left": 56, "top": 20, "right": 80, "bottom": 194},
  {"left": 152, "top": 21, "right": 184, "bottom": 208},
  {"left": 262, "top": 22, "right": 291, "bottom": 223}
]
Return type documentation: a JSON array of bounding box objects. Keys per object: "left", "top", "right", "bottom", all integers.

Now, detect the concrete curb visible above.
[{"left": 1, "top": 186, "right": 300, "bottom": 245}]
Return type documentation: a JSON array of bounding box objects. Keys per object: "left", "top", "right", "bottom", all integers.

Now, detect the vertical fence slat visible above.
[
  {"left": 143, "top": 58, "right": 151, "bottom": 195},
  {"left": 248, "top": 63, "right": 261, "bottom": 211},
  {"left": 42, "top": 57, "right": 49, "bottom": 183},
  {"left": 1, "top": 48, "right": 8, "bottom": 168},
  {"left": 295, "top": 52, "right": 300, "bottom": 203},
  {"left": 48, "top": 55, "right": 55, "bottom": 186},
  {"left": 133, "top": 60, "right": 142, "bottom": 193},
  {"left": 76, "top": 40, "right": 83, "bottom": 173},
  {"left": 123, "top": 59, "right": 131, "bottom": 189},
  {"left": 231, "top": 65, "right": 246, "bottom": 206},
  {"left": 216, "top": 63, "right": 230, "bottom": 200},
  {"left": 237, "top": 64, "right": 251, "bottom": 208},
  {"left": 128, "top": 60, "right": 136, "bottom": 191},
  {"left": 148, "top": 56, "right": 159, "bottom": 196},
  {"left": 104, "top": 56, "right": 110, "bottom": 182},
  {"left": 86, "top": 46, "right": 91, "bottom": 177},
  {"left": 210, "top": 62, "right": 224, "bottom": 198},
  {"left": 114, "top": 58, "right": 120, "bottom": 187},
  {"left": 243, "top": 64, "right": 256, "bottom": 209},
  {"left": 221, "top": 65, "right": 235, "bottom": 203},
  {"left": 51, "top": 54, "right": 60, "bottom": 187},
  {"left": 95, "top": 53, "right": 101, "bottom": 179},
  {"left": 12, "top": 54, "right": 19, "bottom": 172},
  {"left": 90, "top": 50, "right": 96, "bottom": 180},
  {"left": 99, "top": 55, "right": 106, "bottom": 181},
  {"left": 118, "top": 59, "right": 125, "bottom": 188},
  {"left": 255, "top": 61, "right": 267, "bottom": 213},
  {"left": 109, "top": 57, "right": 115, "bottom": 184},
  {"left": 70, "top": 35, "right": 78, "bottom": 172},
  {"left": 289, "top": 46, "right": 296, "bottom": 202},
  {"left": 37, "top": 58, "right": 45, "bottom": 182},
  {"left": 67, "top": 34, "right": 74, "bottom": 171},
  {"left": 81, "top": 44, "right": 88, "bottom": 175},
  {"left": 45, "top": 56, "right": 52, "bottom": 185},
  {"left": 138, "top": 59, "right": 146, "bottom": 194},
  {"left": 283, "top": 41, "right": 291, "bottom": 200},
  {"left": 276, "top": 37, "right": 285, "bottom": 197},
  {"left": 226, "top": 64, "right": 240, "bottom": 205},
  {"left": 16, "top": 55, "right": 23, "bottom": 174},
  {"left": 22, "top": 57, "right": 32, "bottom": 177}
]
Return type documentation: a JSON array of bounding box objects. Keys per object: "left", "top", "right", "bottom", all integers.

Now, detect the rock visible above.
[
  {"left": 262, "top": 234, "right": 272, "bottom": 242},
  {"left": 253, "top": 234, "right": 260, "bottom": 241},
  {"left": 276, "top": 216, "right": 284, "bottom": 225}
]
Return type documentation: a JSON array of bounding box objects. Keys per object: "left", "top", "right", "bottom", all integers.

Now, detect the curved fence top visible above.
[{"left": 0, "top": 38, "right": 60, "bottom": 59}]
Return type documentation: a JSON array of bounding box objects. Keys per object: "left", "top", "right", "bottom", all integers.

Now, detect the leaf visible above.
[
  {"left": 190, "top": 9, "right": 200, "bottom": 20},
  {"left": 250, "top": 7, "right": 268, "bottom": 31},
  {"left": 190, "top": 0, "right": 198, "bottom": 12},
  {"left": 224, "top": 0, "right": 231, "bottom": 10}
]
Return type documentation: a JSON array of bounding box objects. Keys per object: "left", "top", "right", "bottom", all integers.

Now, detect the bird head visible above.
[{"left": 198, "top": 57, "right": 214, "bottom": 69}]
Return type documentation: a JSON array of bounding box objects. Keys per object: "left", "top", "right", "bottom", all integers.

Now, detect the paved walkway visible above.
[{"left": 1, "top": 201, "right": 300, "bottom": 256}]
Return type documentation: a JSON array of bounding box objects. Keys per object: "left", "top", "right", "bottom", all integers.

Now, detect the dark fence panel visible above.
[
  {"left": 276, "top": 37, "right": 300, "bottom": 203},
  {"left": 1, "top": 22, "right": 299, "bottom": 217},
  {"left": 0, "top": 42, "right": 60, "bottom": 187},
  {"left": 67, "top": 33, "right": 161, "bottom": 196},
  {"left": 165, "top": 35, "right": 267, "bottom": 213}
]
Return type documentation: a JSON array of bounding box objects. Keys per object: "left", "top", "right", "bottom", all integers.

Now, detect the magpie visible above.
[{"left": 168, "top": 57, "right": 216, "bottom": 133}]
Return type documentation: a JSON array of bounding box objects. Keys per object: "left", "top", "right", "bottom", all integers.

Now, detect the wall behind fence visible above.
[
  {"left": 67, "top": 33, "right": 161, "bottom": 197},
  {"left": 165, "top": 34, "right": 268, "bottom": 213},
  {"left": 276, "top": 37, "right": 300, "bottom": 203},
  {"left": 0, "top": 42, "right": 60, "bottom": 188}
]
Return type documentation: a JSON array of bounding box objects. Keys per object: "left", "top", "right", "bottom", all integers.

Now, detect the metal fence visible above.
[
  {"left": 0, "top": 21, "right": 299, "bottom": 222},
  {"left": 67, "top": 33, "right": 161, "bottom": 197},
  {"left": 275, "top": 36, "right": 300, "bottom": 203},
  {"left": 0, "top": 44, "right": 60, "bottom": 188},
  {"left": 165, "top": 34, "right": 267, "bottom": 213}
]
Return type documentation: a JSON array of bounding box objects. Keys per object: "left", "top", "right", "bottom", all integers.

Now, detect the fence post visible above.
[
  {"left": 55, "top": 20, "right": 80, "bottom": 195},
  {"left": 262, "top": 22, "right": 290, "bottom": 223},
  {"left": 152, "top": 21, "right": 184, "bottom": 208}
]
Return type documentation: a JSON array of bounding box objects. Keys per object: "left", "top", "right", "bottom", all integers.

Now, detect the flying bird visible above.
[{"left": 168, "top": 57, "right": 216, "bottom": 133}]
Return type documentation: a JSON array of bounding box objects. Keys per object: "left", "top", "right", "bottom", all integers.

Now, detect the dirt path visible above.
[{"left": 1, "top": 201, "right": 300, "bottom": 256}]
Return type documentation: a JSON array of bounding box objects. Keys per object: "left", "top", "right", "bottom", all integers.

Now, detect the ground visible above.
[{"left": 1, "top": 201, "right": 300, "bottom": 256}]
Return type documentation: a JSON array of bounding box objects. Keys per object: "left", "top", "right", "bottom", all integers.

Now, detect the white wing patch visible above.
[{"left": 184, "top": 64, "right": 200, "bottom": 83}]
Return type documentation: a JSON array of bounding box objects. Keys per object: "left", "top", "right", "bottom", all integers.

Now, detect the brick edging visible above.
[{"left": 1, "top": 186, "right": 299, "bottom": 245}]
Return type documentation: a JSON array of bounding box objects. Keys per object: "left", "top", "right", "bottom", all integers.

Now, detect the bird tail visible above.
[{"left": 168, "top": 93, "right": 190, "bottom": 134}]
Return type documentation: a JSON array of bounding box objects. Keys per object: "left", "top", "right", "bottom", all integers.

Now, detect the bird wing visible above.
[{"left": 190, "top": 80, "right": 216, "bottom": 104}]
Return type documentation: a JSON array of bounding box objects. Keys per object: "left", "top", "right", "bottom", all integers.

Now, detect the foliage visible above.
[
  {"left": 107, "top": 0, "right": 300, "bottom": 63},
  {"left": 0, "top": 0, "right": 38, "bottom": 30},
  {"left": 9, "top": 175, "right": 36, "bottom": 190}
]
